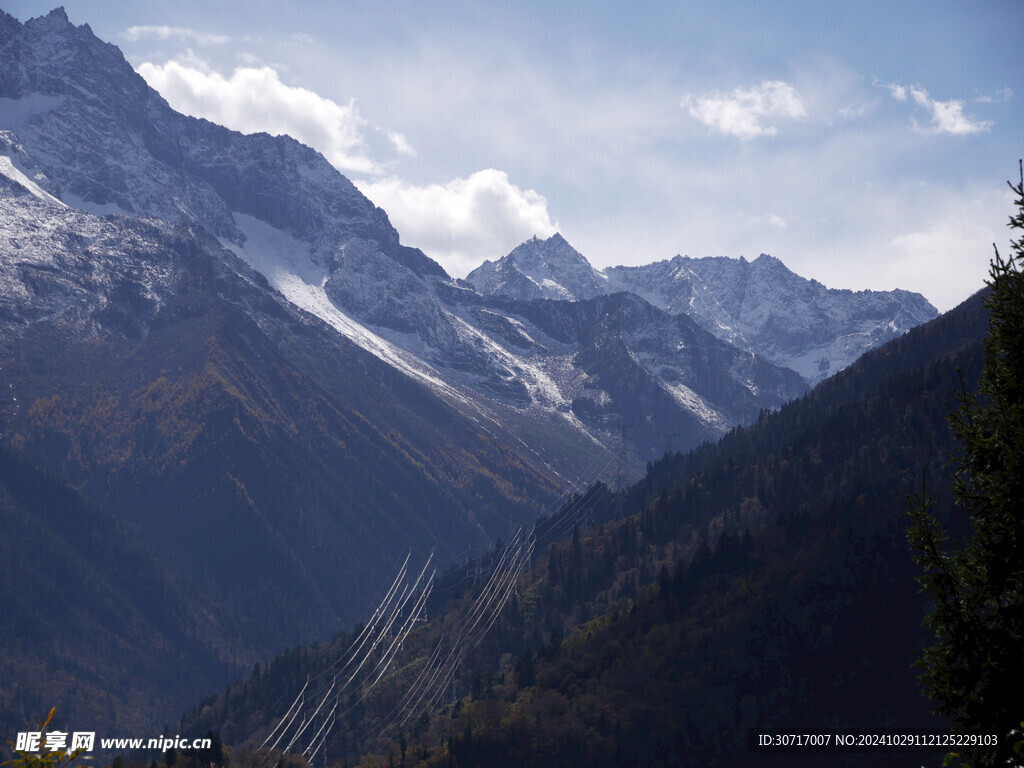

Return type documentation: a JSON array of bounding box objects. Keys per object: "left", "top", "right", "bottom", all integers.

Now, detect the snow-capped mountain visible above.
[
  {"left": 0, "top": 7, "right": 808, "bottom": 478},
  {"left": 605, "top": 254, "right": 937, "bottom": 383},
  {"left": 469, "top": 235, "right": 937, "bottom": 385},
  {"left": 466, "top": 233, "right": 608, "bottom": 301}
]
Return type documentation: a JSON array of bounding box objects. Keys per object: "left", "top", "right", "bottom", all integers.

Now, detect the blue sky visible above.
[{"left": 5, "top": 1, "right": 1022, "bottom": 310}]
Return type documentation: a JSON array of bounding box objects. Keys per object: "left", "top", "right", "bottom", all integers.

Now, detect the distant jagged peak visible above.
[
  {"left": 534, "top": 231, "right": 570, "bottom": 248},
  {"left": 27, "top": 6, "right": 70, "bottom": 25},
  {"left": 507, "top": 232, "right": 589, "bottom": 269},
  {"left": 602, "top": 249, "right": 938, "bottom": 384},
  {"left": 19, "top": 6, "right": 96, "bottom": 42},
  {"left": 45, "top": 6, "right": 68, "bottom": 19},
  {"left": 467, "top": 232, "right": 607, "bottom": 302}
]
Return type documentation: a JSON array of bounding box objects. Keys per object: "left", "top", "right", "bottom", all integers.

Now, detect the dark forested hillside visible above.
[
  {"left": 627, "top": 284, "right": 988, "bottom": 529},
  {"left": 176, "top": 291, "right": 987, "bottom": 767},
  {"left": 0, "top": 441, "right": 240, "bottom": 738},
  {"left": 0, "top": 207, "right": 560, "bottom": 737}
]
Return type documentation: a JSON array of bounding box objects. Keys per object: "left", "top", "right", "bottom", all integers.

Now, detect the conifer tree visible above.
[{"left": 907, "top": 162, "right": 1024, "bottom": 767}]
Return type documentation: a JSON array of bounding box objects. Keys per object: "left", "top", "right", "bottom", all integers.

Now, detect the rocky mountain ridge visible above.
[
  {"left": 0, "top": 7, "right": 810, "bottom": 471},
  {"left": 470, "top": 235, "right": 938, "bottom": 384}
]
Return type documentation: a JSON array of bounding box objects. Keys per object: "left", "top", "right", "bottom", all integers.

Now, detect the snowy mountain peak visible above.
[
  {"left": 540, "top": 232, "right": 568, "bottom": 247},
  {"left": 604, "top": 253, "right": 938, "bottom": 384},
  {"left": 0, "top": 6, "right": 455, "bottom": 288},
  {"left": 18, "top": 6, "right": 92, "bottom": 49},
  {"left": 751, "top": 253, "right": 789, "bottom": 270},
  {"left": 506, "top": 233, "right": 584, "bottom": 272},
  {"left": 471, "top": 236, "right": 937, "bottom": 385},
  {"left": 26, "top": 6, "right": 70, "bottom": 27},
  {"left": 466, "top": 232, "right": 607, "bottom": 302}
]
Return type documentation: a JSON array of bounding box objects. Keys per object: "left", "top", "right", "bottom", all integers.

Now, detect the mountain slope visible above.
[
  {"left": 0, "top": 438, "right": 240, "bottom": 738},
  {"left": 0, "top": 8, "right": 810, "bottom": 471},
  {"left": 0, "top": 173, "right": 563, "bottom": 732},
  {"left": 0, "top": 179, "right": 558, "bottom": 591},
  {"left": 183, "top": 291, "right": 985, "bottom": 766},
  {"left": 482, "top": 291, "right": 806, "bottom": 454}
]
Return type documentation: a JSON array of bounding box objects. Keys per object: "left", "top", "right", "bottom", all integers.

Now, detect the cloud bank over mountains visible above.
[
  {"left": 136, "top": 56, "right": 559, "bottom": 276},
  {"left": 137, "top": 60, "right": 381, "bottom": 174},
  {"left": 356, "top": 171, "right": 558, "bottom": 277},
  {"left": 103, "top": 0, "right": 1019, "bottom": 312}
]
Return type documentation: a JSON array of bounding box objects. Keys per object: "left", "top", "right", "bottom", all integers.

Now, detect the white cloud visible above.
[
  {"left": 908, "top": 86, "right": 992, "bottom": 135},
  {"left": 883, "top": 82, "right": 908, "bottom": 101},
  {"left": 136, "top": 57, "right": 554, "bottom": 275},
  {"left": 356, "top": 170, "right": 559, "bottom": 276},
  {"left": 125, "top": 25, "right": 230, "bottom": 46},
  {"left": 685, "top": 81, "right": 807, "bottom": 140},
  {"left": 136, "top": 60, "right": 381, "bottom": 174},
  {"left": 388, "top": 131, "right": 416, "bottom": 157},
  {"left": 880, "top": 82, "right": 992, "bottom": 135},
  {"left": 976, "top": 87, "right": 1013, "bottom": 104}
]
